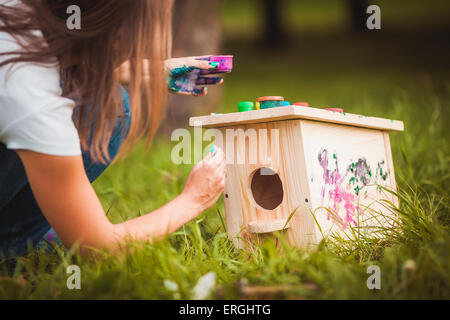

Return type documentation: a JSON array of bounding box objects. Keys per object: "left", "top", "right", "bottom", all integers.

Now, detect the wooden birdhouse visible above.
[{"left": 190, "top": 105, "right": 404, "bottom": 248}]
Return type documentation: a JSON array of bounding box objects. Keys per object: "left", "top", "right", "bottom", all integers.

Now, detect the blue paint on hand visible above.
[
  {"left": 209, "top": 61, "right": 219, "bottom": 69},
  {"left": 210, "top": 145, "right": 216, "bottom": 153},
  {"left": 168, "top": 65, "right": 202, "bottom": 94},
  {"left": 170, "top": 65, "right": 195, "bottom": 77},
  {"left": 168, "top": 64, "right": 219, "bottom": 96}
]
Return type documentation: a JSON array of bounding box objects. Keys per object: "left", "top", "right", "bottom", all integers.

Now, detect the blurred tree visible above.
[
  {"left": 348, "top": 0, "right": 368, "bottom": 31},
  {"left": 160, "top": 0, "right": 222, "bottom": 135},
  {"left": 261, "top": 0, "right": 285, "bottom": 46}
]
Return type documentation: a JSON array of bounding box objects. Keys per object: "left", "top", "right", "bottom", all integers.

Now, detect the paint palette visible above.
[{"left": 198, "top": 55, "right": 233, "bottom": 75}]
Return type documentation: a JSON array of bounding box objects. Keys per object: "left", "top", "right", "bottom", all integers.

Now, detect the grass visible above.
[{"left": 0, "top": 2, "right": 449, "bottom": 299}]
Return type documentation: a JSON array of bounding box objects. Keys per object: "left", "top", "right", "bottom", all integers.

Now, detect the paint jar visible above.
[
  {"left": 325, "top": 108, "right": 344, "bottom": 112},
  {"left": 293, "top": 102, "right": 310, "bottom": 107},
  {"left": 258, "top": 96, "right": 284, "bottom": 109},
  {"left": 281, "top": 101, "right": 291, "bottom": 107},
  {"left": 198, "top": 55, "right": 233, "bottom": 75},
  {"left": 238, "top": 101, "right": 254, "bottom": 112},
  {"left": 255, "top": 101, "right": 260, "bottom": 110}
]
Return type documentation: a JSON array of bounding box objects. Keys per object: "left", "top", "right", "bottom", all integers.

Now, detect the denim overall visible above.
[{"left": 0, "top": 87, "right": 131, "bottom": 258}]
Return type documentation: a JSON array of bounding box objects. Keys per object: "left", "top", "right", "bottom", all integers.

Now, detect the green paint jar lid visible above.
[{"left": 238, "top": 101, "right": 254, "bottom": 112}]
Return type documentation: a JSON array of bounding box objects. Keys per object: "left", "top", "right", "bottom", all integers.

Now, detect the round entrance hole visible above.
[{"left": 250, "top": 167, "right": 284, "bottom": 210}]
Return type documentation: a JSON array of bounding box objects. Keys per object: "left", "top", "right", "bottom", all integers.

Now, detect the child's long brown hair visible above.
[{"left": 0, "top": 0, "right": 173, "bottom": 163}]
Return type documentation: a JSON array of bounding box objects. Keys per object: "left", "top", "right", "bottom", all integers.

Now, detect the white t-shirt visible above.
[{"left": 0, "top": 21, "right": 81, "bottom": 156}]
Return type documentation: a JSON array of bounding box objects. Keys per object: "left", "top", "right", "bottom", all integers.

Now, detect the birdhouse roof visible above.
[{"left": 189, "top": 106, "right": 404, "bottom": 131}]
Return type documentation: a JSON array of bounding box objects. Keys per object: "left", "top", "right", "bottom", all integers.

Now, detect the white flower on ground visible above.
[
  {"left": 403, "top": 259, "right": 417, "bottom": 275},
  {"left": 163, "top": 280, "right": 179, "bottom": 292},
  {"left": 192, "top": 271, "right": 216, "bottom": 300}
]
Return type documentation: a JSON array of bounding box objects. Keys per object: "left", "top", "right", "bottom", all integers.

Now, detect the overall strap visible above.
[{"left": 0, "top": 143, "right": 29, "bottom": 212}]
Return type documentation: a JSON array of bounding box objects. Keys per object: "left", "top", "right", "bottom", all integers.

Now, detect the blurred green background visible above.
[{"left": 217, "top": 0, "right": 450, "bottom": 114}]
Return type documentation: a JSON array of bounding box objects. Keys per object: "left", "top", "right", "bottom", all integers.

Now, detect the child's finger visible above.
[
  {"left": 192, "top": 87, "right": 207, "bottom": 96},
  {"left": 210, "top": 147, "right": 225, "bottom": 165},
  {"left": 169, "top": 89, "right": 192, "bottom": 96},
  {"left": 196, "top": 77, "right": 223, "bottom": 86},
  {"left": 190, "top": 59, "right": 219, "bottom": 71},
  {"left": 192, "top": 55, "right": 213, "bottom": 60},
  {"left": 170, "top": 65, "right": 195, "bottom": 76},
  {"left": 172, "top": 87, "right": 207, "bottom": 96},
  {"left": 169, "top": 86, "right": 208, "bottom": 96}
]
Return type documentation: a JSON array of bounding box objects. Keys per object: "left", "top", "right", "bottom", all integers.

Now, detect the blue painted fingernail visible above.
[{"left": 210, "top": 145, "right": 216, "bottom": 153}]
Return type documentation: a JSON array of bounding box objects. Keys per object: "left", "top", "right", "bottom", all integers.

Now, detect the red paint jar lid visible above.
[
  {"left": 325, "top": 108, "right": 344, "bottom": 112},
  {"left": 258, "top": 96, "right": 284, "bottom": 102},
  {"left": 293, "top": 102, "right": 310, "bottom": 107}
]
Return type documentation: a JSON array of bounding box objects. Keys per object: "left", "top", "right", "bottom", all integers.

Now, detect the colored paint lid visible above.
[
  {"left": 293, "top": 102, "right": 310, "bottom": 107},
  {"left": 257, "top": 96, "right": 284, "bottom": 102},
  {"left": 255, "top": 101, "right": 260, "bottom": 110},
  {"left": 238, "top": 101, "right": 254, "bottom": 112},
  {"left": 282, "top": 101, "right": 291, "bottom": 106},
  {"left": 325, "top": 108, "right": 344, "bottom": 112},
  {"left": 198, "top": 55, "right": 234, "bottom": 74}
]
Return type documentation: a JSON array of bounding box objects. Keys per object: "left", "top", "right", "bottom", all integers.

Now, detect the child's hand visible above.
[
  {"left": 165, "top": 56, "right": 224, "bottom": 97},
  {"left": 182, "top": 147, "right": 226, "bottom": 212}
]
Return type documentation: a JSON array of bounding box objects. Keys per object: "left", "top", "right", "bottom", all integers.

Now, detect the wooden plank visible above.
[
  {"left": 221, "top": 120, "right": 316, "bottom": 248},
  {"left": 300, "top": 120, "right": 397, "bottom": 240},
  {"left": 248, "top": 219, "right": 290, "bottom": 234},
  {"left": 275, "top": 120, "right": 316, "bottom": 247},
  {"left": 382, "top": 131, "right": 399, "bottom": 208},
  {"left": 190, "top": 105, "right": 404, "bottom": 132}
]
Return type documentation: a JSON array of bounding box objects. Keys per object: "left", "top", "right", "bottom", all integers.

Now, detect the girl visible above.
[{"left": 0, "top": 0, "right": 226, "bottom": 257}]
